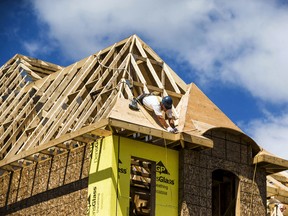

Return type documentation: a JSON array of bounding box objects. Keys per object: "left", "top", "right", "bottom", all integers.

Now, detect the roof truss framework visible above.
[
  {"left": 0, "top": 35, "right": 287, "bottom": 180},
  {"left": 0, "top": 35, "right": 202, "bottom": 173}
]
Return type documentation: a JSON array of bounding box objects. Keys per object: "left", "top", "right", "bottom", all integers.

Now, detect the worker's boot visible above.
[{"left": 129, "top": 98, "right": 139, "bottom": 111}]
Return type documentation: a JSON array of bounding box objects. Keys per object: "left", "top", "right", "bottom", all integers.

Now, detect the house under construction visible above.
[{"left": 0, "top": 35, "right": 288, "bottom": 215}]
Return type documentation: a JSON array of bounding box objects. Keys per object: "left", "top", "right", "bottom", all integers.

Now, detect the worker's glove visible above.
[
  {"left": 173, "top": 127, "right": 179, "bottom": 133},
  {"left": 166, "top": 126, "right": 175, "bottom": 133}
]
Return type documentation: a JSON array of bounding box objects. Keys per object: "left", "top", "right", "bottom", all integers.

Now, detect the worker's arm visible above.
[
  {"left": 156, "top": 115, "right": 170, "bottom": 129},
  {"left": 168, "top": 118, "right": 175, "bottom": 128},
  {"left": 155, "top": 115, "right": 178, "bottom": 133}
]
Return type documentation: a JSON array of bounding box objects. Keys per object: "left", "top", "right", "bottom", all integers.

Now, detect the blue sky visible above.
[{"left": 1, "top": 0, "right": 288, "bottom": 159}]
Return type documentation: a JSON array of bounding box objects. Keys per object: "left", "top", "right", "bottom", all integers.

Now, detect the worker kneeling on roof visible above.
[{"left": 129, "top": 94, "right": 178, "bottom": 133}]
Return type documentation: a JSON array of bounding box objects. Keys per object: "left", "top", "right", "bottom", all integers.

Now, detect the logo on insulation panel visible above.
[
  {"left": 118, "top": 159, "right": 127, "bottom": 174},
  {"left": 156, "top": 161, "right": 170, "bottom": 175}
]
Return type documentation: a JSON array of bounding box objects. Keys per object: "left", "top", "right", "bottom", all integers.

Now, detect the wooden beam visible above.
[
  {"left": 108, "top": 118, "right": 179, "bottom": 141},
  {"left": 254, "top": 153, "right": 288, "bottom": 174},
  {"left": 108, "top": 117, "right": 213, "bottom": 149},
  {"left": 267, "top": 176, "right": 288, "bottom": 197},
  {"left": 0, "top": 119, "right": 109, "bottom": 169},
  {"left": 132, "top": 81, "right": 183, "bottom": 98},
  {"left": 133, "top": 54, "right": 163, "bottom": 67},
  {"left": 130, "top": 55, "right": 149, "bottom": 93},
  {"left": 270, "top": 172, "right": 288, "bottom": 183},
  {"left": 180, "top": 132, "right": 213, "bottom": 149},
  {"left": 163, "top": 63, "right": 181, "bottom": 94}
]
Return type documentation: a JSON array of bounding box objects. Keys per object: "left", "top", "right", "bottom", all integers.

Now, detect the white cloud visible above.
[
  {"left": 22, "top": 39, "right": 56, "bottom": 57},
  {"left": 22, "top": 41, "right": 40, "bottom": 56},
  {"left": 29, "top": 0, "right": 288, "bottom": 104},
  {"left": 245, "top": 111, "right": 288, "bottom": 160}
]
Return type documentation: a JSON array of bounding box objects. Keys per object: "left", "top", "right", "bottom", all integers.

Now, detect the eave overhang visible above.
[
  {"left": 0, "top": 117, "right": 213, "bottom": 174},
  {"left": 254, "top": 151, "right": 288, "bottom": 175}
]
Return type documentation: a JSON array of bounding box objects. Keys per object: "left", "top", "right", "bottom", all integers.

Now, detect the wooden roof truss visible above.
[{"left": 0, "top": 35, "right": 196, "bottom": 173}]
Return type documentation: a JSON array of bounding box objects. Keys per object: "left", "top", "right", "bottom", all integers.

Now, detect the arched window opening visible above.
[{"left": 212, "top": 169, "right": 239, "bottom": 216}]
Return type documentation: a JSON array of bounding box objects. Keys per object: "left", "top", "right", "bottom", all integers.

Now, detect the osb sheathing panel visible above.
[
  {"left": 179, "top": 130, "right": 266, "bottom": 216},
  {"left": 181, "top": 83, "right": 242, "bottom": 134},
  {"left": 35, "top": 160, "right": 52, "bottom": 194},
  {"left": 0, "top": 144, "right": 91, "bottom": 215},
  {"left": 0, "top": 173, "right": 10, "bottom": 206}
]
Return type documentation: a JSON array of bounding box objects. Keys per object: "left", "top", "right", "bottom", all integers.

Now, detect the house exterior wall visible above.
[
  {"left": 0, "top": 131, "right": 268, "bottom": 216},
  {"left": 0, "top": 144, "right": 90, "bottom": 216},
  {"left": 0, "top": 135, "right": 180, "bottom": 216},
  {"left": 179, "top": 129, "right": 267, "bottom": 216},
  {"left": 87, "top": 135, "right": 179, "bottom": 216}
]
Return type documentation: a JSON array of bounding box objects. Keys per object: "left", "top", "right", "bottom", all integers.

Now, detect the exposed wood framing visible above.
[
  {"left": 0, "top": 35, "right": 204, "bottom": 174},
  {"left": 1, "top": 35, "right": 287, "bottom": 212},
  {"left": 267, "top": 173, "right": 288, "bottom": 205}
]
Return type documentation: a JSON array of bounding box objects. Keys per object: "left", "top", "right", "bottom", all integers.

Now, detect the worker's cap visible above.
[{"left": 162, "top": 96, "right": 173, "bottom": 109}]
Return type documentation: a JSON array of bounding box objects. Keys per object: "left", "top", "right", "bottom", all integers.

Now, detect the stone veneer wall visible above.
[
  {"left": 0, "top": 144, "right": 91, "bottom": 215},
  {"left": 179, "top": 129, "right": 267, "bottom": 216}
]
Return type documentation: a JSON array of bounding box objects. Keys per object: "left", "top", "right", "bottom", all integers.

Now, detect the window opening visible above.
[
  {"left": 212, "top": 169, "right": 239, "bottom": 216},
  {"left": 130, "top": 157, "right": 156, "bottom": 216}
]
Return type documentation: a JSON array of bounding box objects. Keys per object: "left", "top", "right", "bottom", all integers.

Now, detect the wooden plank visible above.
[
  {"left": 20, "top": 54, "right": 62, "bottom": 72},
  {"left": 77, "top": 57, "right": 130, "bottom": 126},
  {"left": 52, "top": 42, "right": 123, "bottom": 137},
  {"left": 267, "top": 176, "right": 288, "bottom": 197},
  {"left": 163, "top": 63, "right": 181, "bottom": 94},
  {"left": 0, "top": 119, "right": 109, "bottom": 168},
  {"left": 108, "top": 118, "right": 179, "bottom": 141},
  {"left": 0, "top": 62, "right": 20, "bottom": 93},
  {"left": 0, "top": 78, "right": 29, "bottom": 119},
  {"left": 11, "top": 60, "right": 86, "bottom": 154},
  {"left": 0, "top": 86, "right": 44, "bottom": 148},
  {"left": 1, "top": 65, "right": 66, "bottom": 151},
  {"left": 0, "top": 79, "right": 52, "bottom": 155},
  {"left": 92, "top": 90, "right": 119, "bottom": 122},
  {"left": 131, "top": 55, "right": 149, "bottom": 93},
  {"left": 133, "top": 54, "right": 163, "bottom": 67},
  {"left": 1, "top": 86, "right": 35, "bottom": 124},
  {"left": 0, "top": 74, "right": 26, "bottom": 112},
  {"left": 134, "top": 38, "right": 163, "bottom": 89},
  {"left": 72, "top": 49, "right": 132, "bottom": 131},
  {"left": 25, "top": 56, "right": 96, "bottom": 147},
  {"left": 134, "top": 35, "right": 162, "bottom": 62},
  {"left": 162, "top": 63, "right": 187, "bottom": 92},
  {"left": 254, "top": 154, "right": 288, "bottom": 174},
  {"left": 132, "top": 81, "right": 183, "bottom": 98},
  {"left": 89, "top": 128, "right": 111, "bottom": 137},
  {"left": 181, "top": 132, "right": 213, "bottom": 149},
  {"left": 131, "top": 170, "right": 151, "bottom": 178},
  {"left": 270, "top": 172, "right": 288, "bottom": 183}
]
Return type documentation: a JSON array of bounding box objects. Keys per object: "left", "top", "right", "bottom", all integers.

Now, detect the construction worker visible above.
[{"left": 129, "top": 94, "right": 178, "bottom": 133}]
